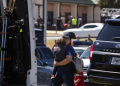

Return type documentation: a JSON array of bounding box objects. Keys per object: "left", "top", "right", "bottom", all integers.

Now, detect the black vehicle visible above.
[
  {"left": 71, "top": 41, "right": 93, "bottom": 47},
  {"left": 87, "top": 19, "right": 120, "bottom": 86},
  {"left": 35, "top": 28, "right": 44, "bottom": 46}
]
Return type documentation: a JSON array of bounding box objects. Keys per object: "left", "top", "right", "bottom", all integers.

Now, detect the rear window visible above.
[
  {"left": 80, "top": 47, "right": 90, "bottom": 59},
  {"left": 74, "top": 49, "right": 85, "bottom": 56},
  {"left": 97, "top": 22, "right": 120, "bottom": 42},
  {"left": 40, "top": 48, "right": 54, "bottom": 59}
]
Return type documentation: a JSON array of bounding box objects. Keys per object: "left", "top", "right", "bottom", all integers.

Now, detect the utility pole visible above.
[{"left": 44, "top": 0, "right": 47, "bottom": 45}]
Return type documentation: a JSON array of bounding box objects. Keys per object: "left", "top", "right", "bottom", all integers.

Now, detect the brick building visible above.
[{"left": 32, "top": 0, "right": 101, "bottom": 27}]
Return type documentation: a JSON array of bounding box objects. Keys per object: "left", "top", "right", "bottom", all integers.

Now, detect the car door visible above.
[
  {"left": 39, "top": 47, "right": 54, "bottom": 67},
  {"left": 82, "top": 25, "right": 95, "bottom": 37},
  {"left": 37, "top": 58, "right": 53, "bottom": 86}
]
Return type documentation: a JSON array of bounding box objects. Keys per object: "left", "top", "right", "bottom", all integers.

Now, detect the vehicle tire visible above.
[{"left": 69, "top": 32, "right": 76, "bottom": 39}]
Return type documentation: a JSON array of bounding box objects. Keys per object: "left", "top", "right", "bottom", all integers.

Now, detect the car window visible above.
[
  {"left": 36, "top": 49, "right": 43, "bottom": 60},
  {"left": 74, "top": 49, "right": 85, "bottom": 56},
  {"left": 80, "top": 47, "right": 90, "bottom": 59},
  {"left": 40, "top": 48, "right": 54, "bottom": 59},
  {"left": 97, "top": 22, "right": 120, "bottom": 42},
  {"left": 37, "top": 58, "right": 42, "bottom": 66},
  {"left": 35, "top": 30, "right": 44, "bottom": 43},
  {"left": 83, "top": 25, "right": 97, "bottom": 29}
]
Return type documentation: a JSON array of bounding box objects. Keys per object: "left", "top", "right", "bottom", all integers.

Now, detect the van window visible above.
[
  {"left": 97, "top": 22, "right": 120, "bottom": 42},
  {"left": 40, "top": 48, "right": 54, "bottom": 59}
]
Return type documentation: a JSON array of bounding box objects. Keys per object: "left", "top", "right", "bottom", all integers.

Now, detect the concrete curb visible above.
[{"left": 47, "top": 35, "right": 62, "bottom": 37}]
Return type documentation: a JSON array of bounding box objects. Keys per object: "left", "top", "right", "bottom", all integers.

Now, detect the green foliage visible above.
[{"left": 98, "top": 0, "right": 120, "bottom": 9}]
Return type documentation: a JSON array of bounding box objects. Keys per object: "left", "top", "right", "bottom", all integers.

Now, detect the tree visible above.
[{"left": 98, "top": 0, "right": 120, "bottom": 9}]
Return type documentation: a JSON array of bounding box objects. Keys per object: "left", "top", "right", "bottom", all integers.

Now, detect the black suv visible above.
[{"left": 87, "top": 19, "right": 120, "bottom": 86}]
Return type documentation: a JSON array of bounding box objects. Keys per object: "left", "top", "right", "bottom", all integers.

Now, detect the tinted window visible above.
[
  {"left": 35, "top": 31, "right": 44, "bottom": 43},
  {"left": 37, "top": 49, "right": 43, "bottom": 60},
  {"left": 40, "top": 48, "right": 54, "bottom": 59},
  {"left": 80, "top": 47, "right": 90, "bottom": 59},
  {"left": 84, "top": 25, "right": 97, "bottom": 29},
  {"left": 97, "top": 22, "right": 120, "bottom": 42},
  {"left": 37, "top": 58, "right": 42, "bottom": 66},
  {"left": 74, "top": 49, "right": 85, "bottom": 56}
]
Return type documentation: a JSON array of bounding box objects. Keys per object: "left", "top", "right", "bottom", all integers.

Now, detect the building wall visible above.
[
  {"left": 32, "top": 0, "right": 42, "bottom": 4},
  {"left": 61, "top": 5, "right": 71, "bottom": 17},
  {"left": 32, "top": 0, "right": 101, "bottom": 25},
  {"left": 47, "top": 3, "right": 53, "bottom": 11},
  {"left": 34, "top": 5, "right": 38, "bottom": 22},
  {"left": 32, "top": 0, "right": 43, "bottom": 23},
  {"left": 71, "top": 4, "right": 77, "bottom": 18},
  {"left": 94, "top": 6, "right": 100, "bottom": 23},
  {"left": 87, "top": 6, "right": 93, "bottom": 23},
  {"left": 78, "top": 6, "right": 87, "bottom": 18}
]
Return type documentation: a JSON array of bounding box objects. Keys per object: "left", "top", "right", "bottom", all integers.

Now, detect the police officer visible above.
[
  {"left": 56, "top": 16, "right": 62, "bottom": 30},
  {"left": 72, "top": 17, "right": 77, "bottom": 28},
  {"left": 53, "top": 33, "right": 75, "bottom": 86}
]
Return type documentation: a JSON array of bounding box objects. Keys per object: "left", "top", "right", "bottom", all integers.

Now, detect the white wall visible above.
[
  {"left": 71, "top": 4, "right": 77, "bottom": 18},
  {"left": 94, "top": 6, "right": 100, "bottom": 22},
  {"left": 87, "top": 6, "right": 93, "bottom": 23},
  {"left": 32, "top": 0, "right": 43, "bottom": 23},
  {"left": 53, "top": 3, "right": 60, "bottom": 19}
]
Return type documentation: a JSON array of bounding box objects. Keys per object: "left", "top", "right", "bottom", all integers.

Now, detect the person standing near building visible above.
[
  {"left": 40, "top": 22, "right": 44, "bottom": 35},
  {"left": 72, "top": 17, "right": 77, "bottom": 28},
  {"left": 37, "top": 16, "right": 43, "bottom": 26},
  {"left": 68, "top": 15, "right": 73, "bottom": 28},
  {"left": 56, "top": 16, "right": 62, "bottom": 30},
  {"left": 78, "top": 18, "right": 82, "bottom": 28}
]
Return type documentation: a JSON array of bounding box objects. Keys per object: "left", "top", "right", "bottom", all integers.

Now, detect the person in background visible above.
[
  {"left": 76, "top": 35, "right": 80, "bottom": 41},
  {"left": 40, "top": 22, "right": 44, "bottom": 35},
  {"left": 72, "top": 17, "right": 77, "bottom": 28},
  {"left": 85, "top": 34, "right": 93, "bottom": 43},
  {"left": 56, "top": 16, "right": 62, "bottom": 30},
  {"left": 68, "top": 15, "right": 73, "bottom": 28},
  {"left": 40, "top": 22, "right": 44, "bottom": 30},
  {"left": 74, "top": 71, "right": 85, "bottom": 86},
  {"left": 51, "top": 40, "right": 57, "bottom": 52},
  {"left": 37, "top": 16, "right": 43, "bottom": 26},
  {"left": 78, "top": 18, "right": 82, "bottom": 28}
]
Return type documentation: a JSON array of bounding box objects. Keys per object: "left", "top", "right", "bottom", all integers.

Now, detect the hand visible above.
[{"left": 54, "top": 61, "right": 58, "bottom": 66}]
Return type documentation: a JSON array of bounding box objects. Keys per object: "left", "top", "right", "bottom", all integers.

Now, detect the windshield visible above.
[
  {"left": 97, "top": 22, "right": 120, "bottom": 42},
  {"left": 80, "top": 47, "right": 90, "bottom": 59},
  {"left": 40, "top": 48, "right": 54, "bottom": 59},
  {"left": 74, "top": 49, "right": 85, "bottom": 56}
]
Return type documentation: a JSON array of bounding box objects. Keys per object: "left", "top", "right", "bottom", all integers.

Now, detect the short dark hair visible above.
[{"left": 56, "top": 38, "right": 65, "bottom": 46}]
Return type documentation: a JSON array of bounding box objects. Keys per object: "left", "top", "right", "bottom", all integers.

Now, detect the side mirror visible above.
[{"left": 43, "top": 62, "right": 48, "bottom": 66}]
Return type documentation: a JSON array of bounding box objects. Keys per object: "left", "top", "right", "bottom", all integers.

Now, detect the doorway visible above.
[
  {"left": 65, "top": 13, "right": 71, "bottom": 23},
  {"left": 82, "top": 14, "right": 87, "bottom": 25},
  {"left": 47, "top": 11, "right": 53, "bottom": 26}
]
